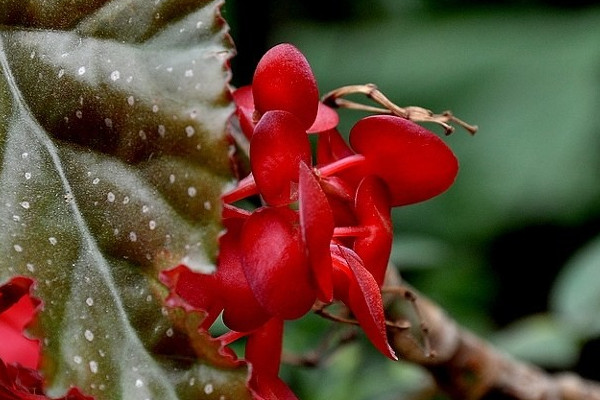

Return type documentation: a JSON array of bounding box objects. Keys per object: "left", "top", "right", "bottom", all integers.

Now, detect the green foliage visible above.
[
  {"left": 0, "top": 0, "right": 250, "bottom": 398},
  {"left": 551, "top": 235, "right": 600, "bottom": 339}
]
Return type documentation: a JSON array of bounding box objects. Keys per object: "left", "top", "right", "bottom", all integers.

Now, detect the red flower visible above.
[{"left": 165, "top": 42, "right": 461, "bottom": 398}]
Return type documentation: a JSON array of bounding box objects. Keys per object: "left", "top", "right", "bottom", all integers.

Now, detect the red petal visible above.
[
  {"left": 316, "top": 128, "right": 354, "bottom": 166},
  {"left": 252, "top": 43, "right": 319, "bottom": 129},
  {"left": 0, "top": 358, "right": 94, "bottom": 400},
  {"left": 349, "top": 115, "right": 458, "bottom": 206},
  {"left": 0, "top": 277, "right": 40, "bottom": 370},
  {"left": 241, "top": 207, "right": 316, "bottom": 320},
  {"left": 306, "top": 103, "right": 339, "bottom": 134},
  {"left": 245, "top": 318, "right": 283, "bottom": 378},
  {"left": 249, "top": 374, "right": 299, "bottom": 400},
  {"left": 353, "top": 176, "right": 393, "bottom": 286},
  {"left": 232, "top": 85, "right": 257, "bottom": 139},
  {"left": 160, "top": 265, "right": 223, "bottom": 330},
  {"left": 245, "top": 319, "right": 299, "bottom": 399},
  {"left": 331, "top": 246, "right": 397, "bottom": 360},
  {"left": 250, "top": 110, "right": 312, "bottom": 206},
  {"left": 218, "top": 219, "right": 271, "bottom": 332},
  {"left": 298, "top": 161, "right": 334, "bottom": 302}
]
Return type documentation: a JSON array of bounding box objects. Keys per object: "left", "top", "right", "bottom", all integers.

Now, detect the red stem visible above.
[
  {"left": 333, "top": 226, "right": 371, "bottom": 238},
  {"left": 318, "top": 154, "right": 366, "bottom": 177},
  {"left": 221, "top": 173, "right": 258, "bottom": 204}
]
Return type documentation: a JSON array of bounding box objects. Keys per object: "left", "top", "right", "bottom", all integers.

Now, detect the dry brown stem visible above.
[
  {"left": 383, "top": 267, "right": 600, "bottom": 400},
  {"left": 322, "top": 83, "right": 479, "bottom": 135}
]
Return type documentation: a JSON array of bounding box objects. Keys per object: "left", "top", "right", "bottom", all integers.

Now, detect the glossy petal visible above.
[
  {"left": 252, "top": 43, "right": 319, "bottom": 129},
  {"left": 160, "top": 265, "right": 223, "bottom": 330},
  {"left": 232, "top": 85, "right": 257, "bottom": 139},
  {"left": 298, "top": 161, "right": 334, "bottom": 303},
  {"left": 349, "top": 115, "right": 459, "bottom": 206},
  {"left": 316, "top": 128, "right": 355, "bottom": 167},
  {"left": 250, "top": 110, "right": 312, "bottom": 206},
  {"left": 331, "top": 246, "right": 397, "bottom": 360},
  {"left": 241, "top": 207, "right": 317, "bottom": 320},
  {"left": 353, "top": 176, "right": 393, "bottom": 286},
  {"left": 0, "top": 277, "right": 40, "bottom": 369},
  {"left": 245, "top": 319, "right": 298, "bottom": 399},
  {"left": 245, "top": 318, "right": 284, "bottom": 378},
  {"left": 306, "top": 103, "right": 340, "bottom": 134},
  {"left": 218, "top": 219, "right": 271, "bottom": 332}
]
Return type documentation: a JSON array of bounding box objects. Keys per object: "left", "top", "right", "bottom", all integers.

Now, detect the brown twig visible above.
[
  {"left": 382, "top": 267, "right": 600, "bottom": 400},
  {"left": 322, "top": 83, "right": 478, "bottom": 136}
]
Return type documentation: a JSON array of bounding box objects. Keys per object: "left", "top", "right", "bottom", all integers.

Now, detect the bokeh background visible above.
[{"left": 222, "top": 1, "right": 600, "bottom": 398}]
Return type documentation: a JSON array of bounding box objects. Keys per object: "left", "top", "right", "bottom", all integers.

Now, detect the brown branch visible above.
[{"left": 383, "top": 267, "right": 600, "bottom": 400}]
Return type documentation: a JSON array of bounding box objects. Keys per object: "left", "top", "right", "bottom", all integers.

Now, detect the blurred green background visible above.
[{"left": 222, "top": 1, "right": 600, "bottom": 398}]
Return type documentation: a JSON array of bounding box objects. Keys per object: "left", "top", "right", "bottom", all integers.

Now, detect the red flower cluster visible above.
[{"left": 162, "top": 43, "right": 460, "bottom": 399}]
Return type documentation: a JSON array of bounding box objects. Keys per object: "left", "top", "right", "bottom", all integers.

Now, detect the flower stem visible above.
[{"left": 318, "top": 154, "right": 366, "bottom": 177}]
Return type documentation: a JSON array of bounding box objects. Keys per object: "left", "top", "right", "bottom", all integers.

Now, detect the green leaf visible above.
[
  {"left": 491, "top": 314, "right": 579, "bottom": 369},
  {"left": 0, "top": 1, "right": 251, "bottom": 398},
  {"left": 550, "top": 235, "right": 600, "bottom": 339}
]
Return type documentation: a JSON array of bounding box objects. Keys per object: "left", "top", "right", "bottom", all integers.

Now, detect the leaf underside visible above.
[{"left": 0, "top": 0, "right": 250, "bottom": 398}]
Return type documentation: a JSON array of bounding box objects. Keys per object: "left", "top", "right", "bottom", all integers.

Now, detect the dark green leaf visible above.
[{"left": 0, "top": 0, "right": 250, "bottom": 398}]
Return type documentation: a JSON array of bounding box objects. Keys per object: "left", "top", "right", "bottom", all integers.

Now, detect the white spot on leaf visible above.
[
  {"left": 185, "top": 125, "right": 195, "bottom": 137},
  {"left": 204, "top": 383, "right": 214, "bottom": 394},
  {"left": 89, "top": 360, "right": 98, "bottom": 374}
]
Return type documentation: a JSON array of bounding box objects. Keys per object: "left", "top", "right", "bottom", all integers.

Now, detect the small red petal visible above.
[
  {"left": 232, "top": 85, "right": 257, "bottom": 139},
  {"left": 331, "top": 246, "right": 397, "bottom": 360},
  {"left": 0, "top": 295, "right": 40, "bottom": 369},
  {"left": 245, "top": 318, "right": 299, "bottom": 399},
  {"left": 252, "top": 43, "right": 319, "bottom": 130},
  {"left": 349, "top": 115, "right": 458, "bottom": 206},
  {"left": 160, "top": 265, "right": 223, "bottom": 330},
  {"left": 306, "top": 103, "right": 339, "bottom": 134},
  {"left": 0, "top": 277, "right": 40, "bottom": 370},
  {"left": 218, "top": 219, "right": 271, "bottom": 332},
  {"left": 241, "top": 207, "right": 316, "bottom": 320},
  {"left": 298, "top": 161, "right": 334, "bottom": 303},
  {"left": 353, "top": 176, "right": 393, "bottom": 286},
  {"left": 316, "top": 128, "right": 355, "bottom": 167},
  {"left": 250, "top": 110, "right": 311, "bottom": 206},
  {"left": 245, "top": 318, "right": 284, "bottom": 378}
]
